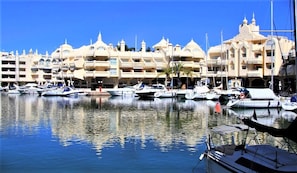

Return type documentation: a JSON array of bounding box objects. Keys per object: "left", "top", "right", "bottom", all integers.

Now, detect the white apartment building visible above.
[
  {"left": 205, "top": 16, "right": 295, "bottom": 93},
  {"left": 1, "top": 16, "right": 295, "bottom": 93}
]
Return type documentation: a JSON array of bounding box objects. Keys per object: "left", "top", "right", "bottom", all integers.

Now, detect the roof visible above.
[
  {"left": 182, "top": 39, "right": 205, "bottom": 58},
  {"left": 153, "top": 37, "right": 168, "bottom": 49}
]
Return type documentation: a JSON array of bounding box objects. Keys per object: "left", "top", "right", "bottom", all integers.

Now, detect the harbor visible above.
[{"left": 1, "top": 0, "right": 297, "bottom": 172}]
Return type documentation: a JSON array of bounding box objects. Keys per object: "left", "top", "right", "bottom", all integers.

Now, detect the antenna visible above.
[{"left": 270, "top": 0, "right": 274, "bottom": 91}]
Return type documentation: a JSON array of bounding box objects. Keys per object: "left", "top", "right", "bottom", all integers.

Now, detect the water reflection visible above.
[{"left": 1, "top": 94, "right": 296, "bottom": 158}]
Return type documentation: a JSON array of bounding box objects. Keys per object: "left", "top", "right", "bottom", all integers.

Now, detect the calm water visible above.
[{"left": 1, "top": 93, "right": 295, "bottom": 173}]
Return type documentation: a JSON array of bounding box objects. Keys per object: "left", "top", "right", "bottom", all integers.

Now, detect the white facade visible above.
[{"left": 0, "top": 16, "right": 295, "bottom": 92}]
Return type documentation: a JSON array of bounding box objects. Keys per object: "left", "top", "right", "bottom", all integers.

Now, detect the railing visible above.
[
  {"left": 247, "top": 56, "right": 263, "bottom": 64},
  {"left": 247, "top": 68, "right": 263, "bottom": 77}
]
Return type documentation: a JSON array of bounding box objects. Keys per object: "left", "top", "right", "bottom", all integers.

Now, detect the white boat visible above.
[
  {"left": 281, "top": 95, "right": 297, "bottom": 111},
  {"left": 18, "top": 83, "right": 44, "bottom": 94},
  {"left": 202, "top": 118, "right": 297, "bottom": 173},
  {"left": 7, "top": 89, "right": 23, "bottom": 95},
  {"left": 154, "top": 90, "right": 177, "bottom": 98},
  {"left": 105, "top": 83, "right": 144, "bottom": 97},
  {"left": 175, "top": 89, "right": 192, "bottom": 99},
  {"left": 106, "top": 87, "right": 135, "bottom": 96},
  {"left": 185, "top": 85, "right": 210, "bottom": 100},
  {"left": 41, "top": 86, "right": 83, "bottom": 97},
  {"left": 226, "top": 88, "right": 282, "bottom": 108},
  {"left": 205, "top": 92, "right": 220, "bottom": 100},
  {"left": 135, "top": 84, "right": 167, "bottom": 99},
  {"left": 7, "top": 84, "right": 24, "bottom": 95},
  {"left": 282, "top": 101, "right": 297, "bottom": 111}
]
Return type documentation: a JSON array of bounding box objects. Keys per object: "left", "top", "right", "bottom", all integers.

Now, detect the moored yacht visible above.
[
  {"left": 226, "top": 88, "right": 282, "bottom": 108},
  {"left": 135, "top": 84, "right": 167, "bottom": 99},
  {"left": 202, "top": 118, "right": 297, "bottom": 173}
]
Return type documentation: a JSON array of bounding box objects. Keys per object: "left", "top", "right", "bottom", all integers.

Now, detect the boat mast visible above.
[
  {"left": 293, "top": 0, "right": 297, "bottom": 93},
  {"left": 205, "top": 33, "right": 209, "bottom": 86},
  {"left": 270, "top": 0, "right": 274, "bottom": 91}
]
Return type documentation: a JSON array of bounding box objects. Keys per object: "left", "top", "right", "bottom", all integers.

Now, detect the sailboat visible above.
[{"left": 202, "top": 117, "right": 297, "bottom": 173}]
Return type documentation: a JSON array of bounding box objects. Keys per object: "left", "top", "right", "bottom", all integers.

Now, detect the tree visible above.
[
  {"left": 182, "top": 68, "right": 195, "bottom": 89},
  {"left": 157, "top": 66, "right": 172, "bottom": 87},
  {"left": 173, "top": 62, "right": 185, "bottom": 88}
]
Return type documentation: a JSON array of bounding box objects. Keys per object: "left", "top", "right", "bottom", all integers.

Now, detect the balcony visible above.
[
  {"left": 217, "top": 59, "right": 228, "bottom": 66},
  {"left": 133, "top": 71, "right": 145, "bottom": 78},
  {"left": 85, "top": 60, "right": 110, "bottom": 68},
  {"left": 120, "top": 71, "right": 134, "bottom": 78},
  {"left": 144, "top": 71, "right": 158, "bottom": 78},
  {"left": 204, "top": 71, "right": 215, "bottom": 78},
  {"left": 206, "top": 59, "right": 217, "bottom": 65},
  {"left": 133, "top": 62, "right": 145, "bottom": 69},
  {"left": 182, "top": 61, "right": 194, "bottom": 68},
  {"left": 247, "top": 68, "right": 263, "bottom": 77},
  {"left": 1, "top": 64, "right": 16, "bottom": 68},
  {"left": 94, "top": 71, "right": 110, "bottom": 77},
  {"left": 19, "top": 71, "right": 27, "bottom": 75},
  {"left": 119, "top": 61, "right": 133, "bottom": 68},
  {"left": 155, "top": 62, "right": 167, "bottom": 69},
  {"left": 85, "top": 71, "right": 94, "bottom": 77},
  {"left": 265, "top": 56, "right": 275, "bottom": 63},
  {"left": 216, "top": 71, "right": 227, "bottom": 77},
  {"left": 247, "top": 56, "right": 263, "bottom": 64},
  {"left": 144, "top": 62, "right": 156, "bottom": 68},
  {"left": 61, "top": 65, "right": 69, "bottom": 71}
]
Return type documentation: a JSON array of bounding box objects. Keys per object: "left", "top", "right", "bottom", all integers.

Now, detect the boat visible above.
[
  {"left": 135, "top": 83, "right": 167, "bottom": 99},
  {"left": 105, "top": 83, "right": 143, "bottom": 97},
  {"left": 281, "top": 95, "right": 297, "bottom": 111},
  {"left": 7, "top": 84, "right": 25, "bottom": 95},
  {"left": 226, "top": 88, "right": 282, "bottom": 108},
  {"left": 106, "top": 87, "right": 136, "bottom": 97},
  {"left": 185, "top": 85, "right": 210, "bottom": 100},
  {"left": 205, "top": 91, "right": 220, "bottom": 100},
  {"left": 154, "top": 89, "right": 177, "bottom": 98},
  {"left": 175, "top": 89, "right": 192, "bottom": 99},
  {"left": 18, "top": 83, "right": 44, "bottom": 94},
  {"left": 282, "top": 101, "right": 297, "bottom": 111},
  {"left": 201, "top": 117, "right": 297, "bottom": 173},
  {"left": 41, "top": 86, "right": 83, "bottom": 97}
]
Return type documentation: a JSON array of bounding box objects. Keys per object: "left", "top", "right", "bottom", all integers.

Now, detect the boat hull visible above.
[
  {"left": 282, "top": 102, "right": 297, "bottom": 111},
  {"left": 106, "top": 89, "right": 135, "bottom": 96},
  {"left": 205, "top": 144, "right": 297, "bottom": 173},
  {"left": 227, "top": 99, "right": 282, "bottom": 108}
]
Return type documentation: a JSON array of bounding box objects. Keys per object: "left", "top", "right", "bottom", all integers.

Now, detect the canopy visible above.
[{"left": 246, "top": 88, "right": 277, "bottom": 100}]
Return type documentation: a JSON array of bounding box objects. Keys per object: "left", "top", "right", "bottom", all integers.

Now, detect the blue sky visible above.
[{"left": 1, "top": 0, "right": 295, "bottom": 54}]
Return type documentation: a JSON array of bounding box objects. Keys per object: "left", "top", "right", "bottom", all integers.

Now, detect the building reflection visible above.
[{"left": 1, "top": 94, "right": 295, "bottom": 156}]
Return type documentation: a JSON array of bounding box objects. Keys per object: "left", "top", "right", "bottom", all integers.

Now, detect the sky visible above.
[{"left": 1, "top": 0, "right": 295, "bottom": 54}]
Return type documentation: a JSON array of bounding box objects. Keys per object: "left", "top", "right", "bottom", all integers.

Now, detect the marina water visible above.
[{"left": 1, "top": 94, "right": 295, "bottom": 173}]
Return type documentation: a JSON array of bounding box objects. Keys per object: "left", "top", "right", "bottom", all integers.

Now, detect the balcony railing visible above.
[
  {"left": 85, "top": 60, "right": 110, "bottom": 68},
  {"left": 119, "top": 61, "right": 134, "bottom": 68},
  {"left": 247, "top": 68, "right": 263, "bottom": 77},
  {"left": 247, "top": 56, "right": 263, "bottom": 64}
]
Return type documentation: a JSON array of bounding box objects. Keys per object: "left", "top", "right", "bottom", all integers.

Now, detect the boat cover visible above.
[{"left": 246, "top": 88, "right": 277, "bottom": 100}]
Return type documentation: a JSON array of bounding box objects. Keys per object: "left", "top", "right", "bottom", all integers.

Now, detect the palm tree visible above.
[
  {"left": 182, "top": 68, "right": 195, "bottom": 89},
  {"left": 157, "top": 66, "right": 172, "bottom": 87},
  {"left": 173, "top": 62, "right": 185, "bottom": 88}
]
